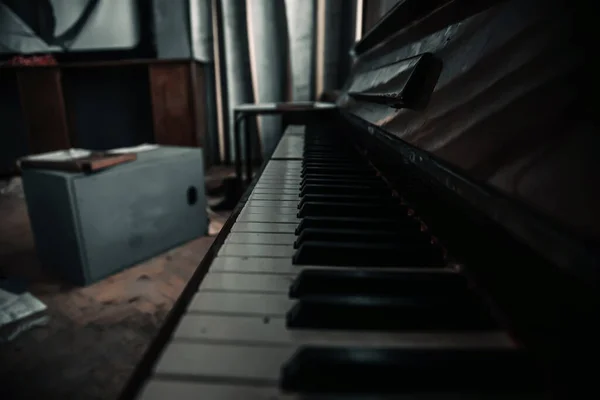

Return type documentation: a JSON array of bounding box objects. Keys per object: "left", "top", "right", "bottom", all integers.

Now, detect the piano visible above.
[{"left": 121, "top": 0, "right": 598, "bottom": 398}]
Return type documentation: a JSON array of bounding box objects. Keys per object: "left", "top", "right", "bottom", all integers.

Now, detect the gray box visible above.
[{"left": 21, "top": 147, "right": 208, "bottom": 286}]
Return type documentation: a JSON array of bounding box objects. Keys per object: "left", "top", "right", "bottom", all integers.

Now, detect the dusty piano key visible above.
[
  {"left": 252, "top": 188, "right": 299, "bottom": 195},
  {"left": 199, "top": 272, "right": 295, "bottom": 293},
  {"left": 244, "top": 200, "right": 298, "bottom": 208},
  {"left": 231, "top": 222, "right": 297, "bottom": 233},
  {"left": 137, "top": 380, "right": 292, "bottom": 400},
  {"left": 242, "top": 207, "right": 298, "bottom": 215},
  {"left": 236, "top": 212, "right": 300, "bottom": 223},
  {"left": 251, "top": 193, "right": 299, "bottom": 201},
  {"left": 188, "top": 292, "right": 293, "bottom": 316},
  {"left": 225, "top": 232, "right": 296, "bottom": 245},
  {"left": 209, "top": 256, "right": 453, "bottom": 275},
  {"left": 173, "top": 314, "right": 515, "bottom": 349},
  {"left": 218, "top": 243, "right": 295, "bottom": 258}
]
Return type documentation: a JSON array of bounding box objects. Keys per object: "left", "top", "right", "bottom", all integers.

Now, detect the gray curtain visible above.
[{"left": 211, "top": 0, "right": 358, "bottom": 163}]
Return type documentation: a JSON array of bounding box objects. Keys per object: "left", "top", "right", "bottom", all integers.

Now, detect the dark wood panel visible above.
[
  {"left": 17, "top": 68, "right": 70, "bottom": 154},
  {"left": 62, "top": 66, "right": 154, "bottom": 150},
  {"left": 190, "top": 63, "right": 209, "bottom": 166},
  {"left": 149, "top": 63, "right": 196, "bottom": 147},
  {"left": 0, "top": 69, "right": 28, "bottom": 175},
  {"left": 343, "top": 0, "right": 600, "bottom": 242}
]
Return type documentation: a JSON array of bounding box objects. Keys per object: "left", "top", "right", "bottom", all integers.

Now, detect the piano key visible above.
[
  {"left": 288, "top": 268, "right": 473, "bottom": 299},
  {"left": 209, "top": 256, "right": 454, "bottom": 275},
  {"left": 231, "top": 222, "right": 297, "bottom": 233},
  {"left": 251, "top": 193, "right": 299, "bottom": 201},
  {"left": 245, "top": 200, "right": 298, "bottom": 208},
  {"left": 154, "top": 342, "right": 289, "bottom": 385},
  {"left": 137, "top": 380, "right": 289, "bottom": 400},
  {"left": 242, "top": 207, "right": 298, "bottom": 215},
  {"left": 173, "top": 314, "right": 515, "bottom": 349},
  {"left": 218, "top": 243, "right": 295, "bottom": 258},
  {"left": 226, "top": 232, "right": 296, "bottom": 245},
  {"left": 236, "top": 213, "right": 300, "bottom": 223},
  {"left": 187, "top": 292, "right": 292, "bottom": 316},
  {"left": 254, "top": 183, "right": 299, "bottom": 190},
  {"left": 200, "top": 272, "right": 294, "bottom": 293},
  {"left": 252, "top": 188, "right": 299, "bottom": 195},
  {"left": 256, "top": 178, "right": 301, "bottom": 184},
  {"left": 280, "top": 346, "right": 543, "bottom": 394},
  {"left": 154, "top": 342, "right": 536, "bottom": 394},
  {"left": 293, "top": 241, "right": 445, "bottom": 267},
  {"left": 285, "top": 295, "right": 497, "bottom": 331},
  {"left": 138, "top": 377, "right": 541, "bottom": 400}
]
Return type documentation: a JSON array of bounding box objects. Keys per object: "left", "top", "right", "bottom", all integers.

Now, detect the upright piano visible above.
[{"left": 121, "top": 0, "right": 599, "bottom": 398}]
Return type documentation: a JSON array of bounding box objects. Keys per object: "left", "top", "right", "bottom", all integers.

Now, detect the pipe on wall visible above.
[
  {"left": 284, "top": 0, "right": 316, "bottom": 101},
  {"left": 220, "top": 0, "right": 256, "bottom": 161},
  {"left": 246, "top": 0, "right": 288, "bottom": 157}
]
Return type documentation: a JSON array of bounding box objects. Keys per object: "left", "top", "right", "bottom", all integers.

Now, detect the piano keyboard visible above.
[{"left": 137, "top": 125, "right": 545, "bottom": 399}]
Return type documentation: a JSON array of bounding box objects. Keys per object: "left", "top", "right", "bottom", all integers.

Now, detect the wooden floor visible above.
[{"left": 0, "top": 174, "right": 230, "bottom": 400}]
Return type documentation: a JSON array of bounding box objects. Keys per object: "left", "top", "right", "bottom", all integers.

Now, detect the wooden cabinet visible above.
[{"left": 0, "top": 59, "right": 210, "bottom": 175}]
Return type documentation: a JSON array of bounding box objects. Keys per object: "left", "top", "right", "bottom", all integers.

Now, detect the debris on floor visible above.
[
  {"left": 0, "top": 177, "right": 24, "bottom": 198},
  {"left": 0, "top": 278, "right": 48, "bottom": 343}
]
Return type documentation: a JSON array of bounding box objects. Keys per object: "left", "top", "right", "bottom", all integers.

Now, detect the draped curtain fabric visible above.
[{"left": 212, "top": 0, "right": 358, "bottom": 163}]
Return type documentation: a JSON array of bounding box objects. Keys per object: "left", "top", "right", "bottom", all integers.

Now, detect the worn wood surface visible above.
[
  {"left": 16, "top": 68, "right": 71, "bottom": 154},
  {"left": 343, "top": 0, "right": 599, "bottom": 242},
  {"left": 149, "top": 63, "right": 196, "bottom": 147}
]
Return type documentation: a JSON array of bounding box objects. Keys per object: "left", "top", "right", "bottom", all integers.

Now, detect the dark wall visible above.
[{"left": 62, "top": 66, "right": 154, "bottom": 150}]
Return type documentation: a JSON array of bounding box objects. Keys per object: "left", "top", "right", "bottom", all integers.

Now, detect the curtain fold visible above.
[{"left": 210, "top": 0, "right": 359, "bottom": 163}]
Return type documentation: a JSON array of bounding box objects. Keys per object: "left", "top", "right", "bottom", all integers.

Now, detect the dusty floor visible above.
[{"left": 0, "top": 168, "right": 232, "bottom": 400}]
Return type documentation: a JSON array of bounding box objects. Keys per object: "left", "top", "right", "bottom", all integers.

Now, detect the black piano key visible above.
[
  {"left": 293, "top": 228, "right": 429, "bottom": 248},
  {"left": 297, "top": 194, "right": 397, "bottom": 209},
  {"left": 292, "top": 241, "right": 445, "bottom": 267},
  {"left": 285, "top": 295, "right": 496, "bottom": 330},
  {"left": 295, "top": 216, "right": 421, "bottom": 235},
  {"left": 300, "top": 174, "right": 382, "bottom": 184},
  {"left": 280, "top": 347, "right": 543, "bottom": 394},
  {"left": 297, "top": 202, "right": 408, "bottom": 218},
  {"left": 300, "top": 179, "right": 387, "bottom": 189},
  {"left": 300, "top": 184, "right": 390, "bottom": 196},
  {"left": 289, "top": 268, "right": 471, "bottom": 299}
]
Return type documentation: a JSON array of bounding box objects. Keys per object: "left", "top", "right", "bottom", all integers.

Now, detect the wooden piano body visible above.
[{"left": 121, "top": 0, "right": 598, "bottom": 398}]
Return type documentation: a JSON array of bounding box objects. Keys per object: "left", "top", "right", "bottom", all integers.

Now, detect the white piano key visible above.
[
  {"left": 138, "top": 379, "right": 535, "bottom": 400},
  {"left": 154, "top": 342, "right": 290, "bottom": 384},
  {"left": 256, "top": 178, "right": 301, "bottom": 183},
  {"left": 254, "top": 183, "right": 299, "bottom": 190},
  {"left": 173, "top": 314, "right": 516, "bottom": 349},
  {"left": 210, "top": 256, "right": 298, "bottom": 274},
  {"left": 199, "top": 272, "right": 294, "bottom": 293},
  {"left": 137, "top": 380, "right": 290, "bottom": 400},
  {"left": 236, "top": 213, "right": 299, "bottom": 223},
  {"left": 251, "top": 193, "right": 299, "bottom": 201},
  {"left": 226, "top": 232, "right": 296, "bottom": 245},
  {"left": 231, "top": 222, "right": 297, "bottom": 233},
  {"left": 245, "top": 200, "right": 298, "bottom": 208},
  {"left": 252, "top": 188, "right": 299, "bottom": 195},
  {"left": 217, "top": 243, "right": 295, "bottom": 258},
  {"left": 188, "top": 292, "right": 292, "bottom": 316},
  {"left": 242, "top": 207, "right": 298, "bottom": 215},
  {"left": 209, "top": 256, "right": 456, "bottom": 275}
]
